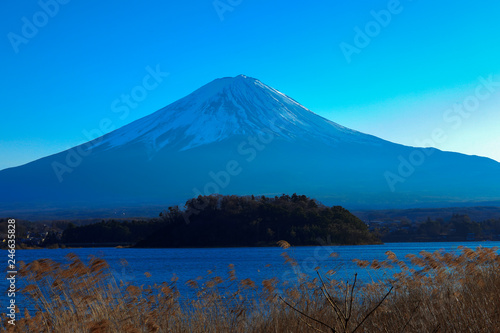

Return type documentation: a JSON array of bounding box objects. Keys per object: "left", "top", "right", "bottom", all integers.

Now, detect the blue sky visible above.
[{"left": 1, "top": 0, "right": 499, "bottom": 170}]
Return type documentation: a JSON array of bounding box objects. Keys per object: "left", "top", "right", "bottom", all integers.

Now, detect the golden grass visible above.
[{"left": 2, "top": 245, "right": 499, "bottom": 332}]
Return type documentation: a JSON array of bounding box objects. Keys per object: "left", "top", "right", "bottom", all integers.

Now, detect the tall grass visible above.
[{"left": 2, "top": 245, "right": 499, "bottom": 332}]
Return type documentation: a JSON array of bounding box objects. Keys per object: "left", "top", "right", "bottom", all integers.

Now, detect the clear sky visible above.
[{"left": 1, "top": 0, "right": 499, "bottom": 171}]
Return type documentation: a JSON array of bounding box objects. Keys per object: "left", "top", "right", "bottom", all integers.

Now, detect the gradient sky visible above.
[{"left": 1, "top": 0, "right": 499, "bottom": 171}]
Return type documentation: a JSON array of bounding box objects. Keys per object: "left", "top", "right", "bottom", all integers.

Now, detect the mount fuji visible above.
[{"left": 2, "top": 75, "right": 500, "bottom": 219}]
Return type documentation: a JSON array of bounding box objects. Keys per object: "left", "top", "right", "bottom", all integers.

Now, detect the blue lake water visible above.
[{"left": 2, "top": 241, "right": 500, "bottom": 311}]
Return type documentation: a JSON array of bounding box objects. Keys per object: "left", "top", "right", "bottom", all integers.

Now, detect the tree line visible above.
[
  {"left": 374, "top": 214, "right": 500, "bottom": 242},
  {"left": 136, "top": 194, "right": 379, "bottom": 247},
  {"left": 60, "top": 194, "right": 379, "bottom": 247}
]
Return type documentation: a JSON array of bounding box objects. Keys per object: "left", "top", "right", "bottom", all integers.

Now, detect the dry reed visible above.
[{"left": 1, "top": 245, "right": 499, "bottom": 332}]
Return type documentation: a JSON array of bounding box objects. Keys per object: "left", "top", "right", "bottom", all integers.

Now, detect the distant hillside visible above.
[{"left": 353, "top": 206, "right": 500, "bottom": 223}]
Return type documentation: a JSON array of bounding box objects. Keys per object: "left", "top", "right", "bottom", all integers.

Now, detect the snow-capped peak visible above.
[{"left": 88, "top": 75, "right": 380, "bottom": 153}]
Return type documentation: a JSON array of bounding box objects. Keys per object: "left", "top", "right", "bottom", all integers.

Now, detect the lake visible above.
[{"left": 3, "top": 241, "right": 500, "bottom": 310}]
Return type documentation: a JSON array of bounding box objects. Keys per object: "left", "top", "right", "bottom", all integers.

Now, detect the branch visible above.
[
  {"left": 278, "top": 295, "right": 336, "bottom": 333},
  {"left": 345, "top": 273, "right": 358, "bottom": 329},
  {"left": 400, "top": 300, "right": 421, "bottom": 333},
  {"left": 352, "top": 285, "right": 393, "bottom": 333},
  {"left": 298, "top": 316, "right": 327, "bottom": 333},
  {"left": 316, "top": 271, "right": 346, "bottom": 323}
]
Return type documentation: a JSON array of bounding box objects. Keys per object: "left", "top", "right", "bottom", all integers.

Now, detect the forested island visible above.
[
  {"left": 0, "top": 194, "right": 378, "bottom": 248},
  {"left": 3, "top": 194, "right": 500, "bottom": 249},
  {"left": 62, "top": 194, "right": 378, "bottom": 247},
  {"left": 137, "top": 194, "right": 379, "bottom": 247}
]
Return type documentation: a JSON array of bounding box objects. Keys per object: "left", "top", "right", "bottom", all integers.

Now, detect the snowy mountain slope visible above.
[
  {"left": 88, "top": 75, "right": 383, "bottom": 153},
  {"left": 1, "top": 75, "right": 500, "bottom": 219}
]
